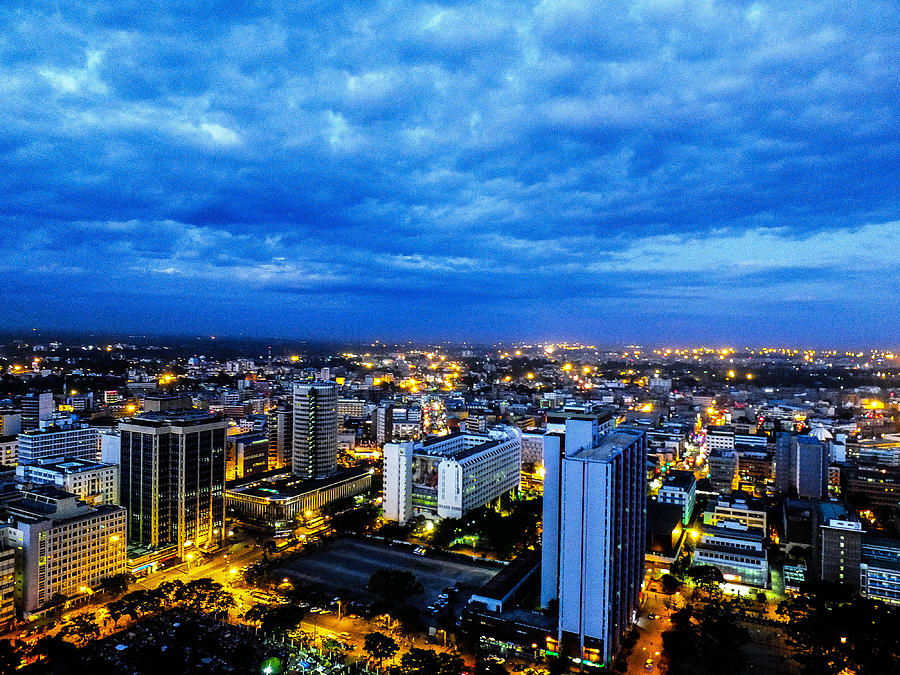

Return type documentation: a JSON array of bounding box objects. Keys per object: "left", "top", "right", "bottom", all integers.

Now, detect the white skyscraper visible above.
[{"left": 542, "top": 418, "right": 646, "bottom": 666}]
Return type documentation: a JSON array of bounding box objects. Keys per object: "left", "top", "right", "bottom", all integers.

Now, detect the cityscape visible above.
[
  {"left": 0, "top": 337, "right": 897, "bottom": 673},
  {"left": 2, "top": 1, "right": 899, "bottom": 674}
]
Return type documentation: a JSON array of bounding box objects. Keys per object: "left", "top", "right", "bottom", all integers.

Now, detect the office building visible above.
[
  {"left": 542, "top": 422, "right": 646, "bottom": 666},
  {"left": 1, "top": 486, "right": 126, "bottom": 616},
  {"left": 337, "top": 398, "right": 366, "bottom": 418},
  {"left": 859, "top": 536, "right": 900, "bottom": 605},
  {"left": 0, "top": 412, "right": 21, "bottom": 437},
  {"left": 702, "top": 492, "right": 767, "bottom": 532},
  {"left": 16, "top": 458, "right": 119, "bottom": 505},
  {"left": 18, "top": 419, "right": 100, "bottom": 464},
  {"left": 267, "top": 403, "right": 293, "bottom": 470},
  {"left": 20, "top": 392, "right": 53, "bottom": 431},
  {"left": 225, "top": 431, "right": 269, "bottom": 480},
  {"left": 707, "top": 449, "right": 738, "bottom": 493},
  {"left": 375, "top": 404, "right": 394, "bottom": 446},
  {"left": 0, "top": 436, "right": 17, "bottom": 467},
  {"left": 0, "top": 546, "right": 13, "bottom": 628},
  {"left": 657, "top": 470, "right": 696, "bottom": 525},
  {"left": 794, "top": 436, "right": 826, "bottom": 498},
  {"left": 383, "top": 425, "right": 522, "bottom": 523},
  {"left": 293, "top": 381, "right": 338, "bottom": 479},
  {"left": 706, "top": 428, "right": 735, "bottom": 452},
  {"left": 226, "top": 467, "right": 372, "bottom": 523},
  {"left": 815, "top": 502, "right": 862, "bottom": 586},
  {"left": 119, "top": 410, "right": 227, "bottom": 558},
  {"left": 693, "top": 522, "right": 769, "bottom": 588}
]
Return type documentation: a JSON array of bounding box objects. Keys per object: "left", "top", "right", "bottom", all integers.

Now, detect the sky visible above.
[{"left": 1, "top": 1, "right": 898, "bottom": 346}]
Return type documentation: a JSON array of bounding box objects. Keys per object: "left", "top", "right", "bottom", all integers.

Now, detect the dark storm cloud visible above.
[{"left": 1, "top": 0, "right": 898, "bottom": 343}]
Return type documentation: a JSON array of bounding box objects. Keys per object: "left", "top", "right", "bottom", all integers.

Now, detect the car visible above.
[
  {"left": 438, "top": 593, "right": 449, "bottom": 600},
  {"left": 647, "top": 613, "right": 658, "bottom": 620},
  {"left": 486, "top": 656, "right": 506, "bottom": 664},
  {"left": 413, "top": 546, "right": 427, "bottom": 556}
]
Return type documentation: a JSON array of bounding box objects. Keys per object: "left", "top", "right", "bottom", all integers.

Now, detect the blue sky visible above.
[{"left": 2, "top": 1, "right": 898, "bottom": 345}]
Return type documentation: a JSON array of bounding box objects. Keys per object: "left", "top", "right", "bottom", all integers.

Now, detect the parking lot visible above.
[{"left": 279, "top": 538, "right": 502, "bottom": 611}]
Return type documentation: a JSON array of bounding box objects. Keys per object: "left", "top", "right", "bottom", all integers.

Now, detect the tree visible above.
[
  {"left": 29, "top": 635, "right": 77, "bottom": 667},
  {"left": 364, "top": 631, "right": 399, "bottom": 666},
  {"left": 398, "top": 648, "right": 441, "bottom": 675},
  {"left": 435, "top": 652, "right": 466, "bottom": 675},
  {"left": 660, "top": 573, "right": 682, "bottom": 595},
  {"left": 59, "top": 611, "right": 101, "bottom": 646},
  {"left": 662, "top": 599, "right": 749, "bottom": 675},
  {"left": 368, "top": 569, "right": 423, "bottom": 604},
  {"left": 100, "top": 572, "right": 136, "bottom": 595},
  {"left": 244, "top": 603, "right": 306, "bottom": 639},
  {"left": 0, "top": 639, "right": 24, "bottom": 673},
  {"left": 686, "top": 565, "right": 724, "bottom": 595},
  {"left": 778, "top": 581, "right": 900, "bottom": 675}
]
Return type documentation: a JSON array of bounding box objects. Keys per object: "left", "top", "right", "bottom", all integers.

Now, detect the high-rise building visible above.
[
  {"left": 375, "top": 404, "right": 394, "bottom": 446},
  {"left": 794, "top": 436, "right": 826, "bottom": 499},
  {"left": 18, "top": 419, "right": 99, "bottom": 464},
  {"left": 1, "top": 486, "right": 127, "bottom": 616},
  {"left": 20, "top": 392, "right": 53, "bottom": 431},
  {"left": 292, "top": 381, "right": 338, "bottom": 480},
  {"left": 118, "top": 410, "right": 227, "bottom": 558},
  {"left": 542, "top": 420, "right": 646, "bottom": 666},
  {"left": 267, "top": 403, "right": 293, "bottom": 470}
]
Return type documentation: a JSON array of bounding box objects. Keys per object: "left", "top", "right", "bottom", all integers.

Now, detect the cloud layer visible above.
[{"left": 1, "top": 1, "right": 898, "bottom": 344}]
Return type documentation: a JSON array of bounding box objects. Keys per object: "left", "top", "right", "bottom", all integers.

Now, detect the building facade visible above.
[
  {"left": 118, "top": 410, "right": 227, "bottom": 558},
  {"left": 16, "top": 458, "right": 119, "bottom": 505},
  {"left": 18, "top": 420, "right": 99, "bottom": 465},
  {"left": 2, "top": 487, "right": 127, "bottom": 616},
  {"left": 543, "top": 424, "right": 646, "bottom": 666},
  {"left": 293, "top": 381, "right": 338, "bottom": 479},
  {"left": 383, "top": 426, "right": 522, "bottom": 523}
]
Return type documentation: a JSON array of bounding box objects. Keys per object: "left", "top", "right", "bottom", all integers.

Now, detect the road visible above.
[{"left": 629, "top": 590, "right": 670, "bottom": 673}]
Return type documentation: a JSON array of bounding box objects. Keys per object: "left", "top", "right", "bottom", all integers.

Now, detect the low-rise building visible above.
[
  {"left": 225, "top": 467, "right": 372, "bottom": 523},
  {"left": 693, "top": 522, "right": 769, "bottom": 588},
  {"left": 657, "top": 470, "right": 696, "bottom": 525},
  {"left": 383, "top": 426, "right": 521, "bottom": 523},
  {"left": 16, "top": 458, "right": 119, "bottom": 505},
  {"left": 702, "top": 492, "right": 767, "bottom": 532}
]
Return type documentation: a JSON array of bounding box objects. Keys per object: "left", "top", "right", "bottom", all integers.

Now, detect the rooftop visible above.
[
  {"left": 568, "top": 429, "right": 644, "bottom": 462},
  {"left": 226, "top": 466, "right": 370, "bottom": 501}
]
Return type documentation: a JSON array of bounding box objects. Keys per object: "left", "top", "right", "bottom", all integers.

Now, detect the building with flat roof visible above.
[
  {"left": 1, "top": 485, "right": 126, "bottom": 616},
  {"left": 18, "top": 418, "right": 99, "bottom": 465},
  {"left": 225, "top": 467, "right": 372, "bottom": 522},
  {"left": 226, "top": 431, "right": 269, "bottom": 480},
  {"left": 16, "top": 458, "right": 119, "bottom": 505},
  {"left": 702, "top": 492, "right": 767, "bottom": 532},
  {"left": 657, "top": 470, "right": 696, "bottom": 525},
  {"left": 383, "top": 426, "right": 521, "bottom": 523},
  {"left": 693, "top": 522, "right": 769, "bottom": 588},
  {"left": 293, "top": 381, "right": 338, "bottom": 480},
  {"left": 119, "top": 410, "right": 226, "bottom": 559},
  {"left": 542, "top": 421, "right": 646, "bottom": 666},
  {"left": 859, "top": 535, "right": 900, "bottom": 605}
]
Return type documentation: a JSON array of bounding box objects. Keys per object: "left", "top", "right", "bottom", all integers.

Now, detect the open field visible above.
[{"left": 279, "top": 538, "right": 502, "bottom": 610}]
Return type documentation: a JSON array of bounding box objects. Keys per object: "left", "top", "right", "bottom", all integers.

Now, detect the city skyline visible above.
[{"left": 2, "top": 2, "right": 899, "bottom": 343}]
